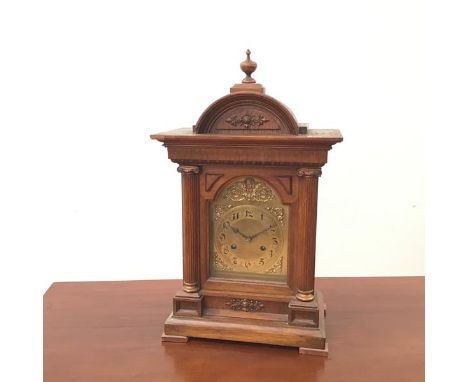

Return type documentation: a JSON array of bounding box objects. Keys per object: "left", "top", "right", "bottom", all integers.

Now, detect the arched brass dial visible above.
[
  {"left": 214, "top": 205, "right": 283, "bottom": 273},
  {"left": 210, "top": 177, "right": 288, "bottom": 281}
]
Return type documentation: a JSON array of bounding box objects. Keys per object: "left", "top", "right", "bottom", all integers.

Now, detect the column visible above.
[
  {"left": 295, "top": 167, "right": 322, "bottom": 302},
  {"left": 177, "top": 165, "right": 200, "bottom": 293}
]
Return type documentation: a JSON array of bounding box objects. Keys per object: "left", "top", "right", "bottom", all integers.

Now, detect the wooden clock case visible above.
[{"left": 151, "top": 51, "right": 342, "bottom": 355}]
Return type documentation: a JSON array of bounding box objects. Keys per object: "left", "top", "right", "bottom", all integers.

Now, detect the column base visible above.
[
  {"left": 173, "top": 290, "right": 203, "bottom": 317},
  {"left": 288, "top": 297, "right": 319, "bottom": 327}
]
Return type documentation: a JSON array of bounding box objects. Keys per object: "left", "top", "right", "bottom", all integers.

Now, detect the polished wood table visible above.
[{"left": 44, "top": 277, "right": 424, "bottom": 382}]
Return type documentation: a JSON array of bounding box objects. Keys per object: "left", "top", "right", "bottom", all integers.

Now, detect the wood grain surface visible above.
[{"left": 44, "top": 277, "right": 424, "bottom": 382}]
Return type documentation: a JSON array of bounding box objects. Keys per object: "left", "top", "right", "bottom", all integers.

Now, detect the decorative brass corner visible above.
[
  {"left": 265, "top": 206, "right": 285, "bottom": 225},
  {"left": 214, "top": 252, "right": 233, "bottom": 271},
  {"left": 265, "top": 256, "right": 283, "bottom": 274},
  {"left": 214, "top": 204, "right": 233, "bottom": 221}
]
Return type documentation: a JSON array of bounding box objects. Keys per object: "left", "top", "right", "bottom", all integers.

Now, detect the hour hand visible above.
[
  {"left": 223, "top": 222, "right": 251, "bottom": 241},
  {"left": 232, "top": 226, "right": 252, "bottom": 241}
]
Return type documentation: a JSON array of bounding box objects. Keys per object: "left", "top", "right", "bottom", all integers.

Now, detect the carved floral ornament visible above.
[
  {"left": 225, "top": 112, "right": 269, "bottom": 129},
  {"left": 225, "top": 298, "right": 264, "bottom": 312}
]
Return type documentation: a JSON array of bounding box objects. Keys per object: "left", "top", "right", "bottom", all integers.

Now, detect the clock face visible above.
[{"left": 210, "top": 177, "right": 288, "bottom": 282}]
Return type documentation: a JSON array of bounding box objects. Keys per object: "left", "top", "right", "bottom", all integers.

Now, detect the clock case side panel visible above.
[{"left": 198, "top": 165, "right": 305, "bottom": 319}]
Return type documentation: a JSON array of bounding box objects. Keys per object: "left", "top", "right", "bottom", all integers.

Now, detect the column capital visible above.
[
  {"left": 177, "top": 165, "right": 200, "bottom": 175},
  {"left": 297, "top": 168, "right": 322, "bottom": 178}
]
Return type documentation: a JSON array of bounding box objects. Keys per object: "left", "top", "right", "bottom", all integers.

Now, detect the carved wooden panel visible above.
[
  {"left": 194, "top": 93, "right": 300, "bottom": 135},
  {"left": 214, "top": 107, "right": 280, "bottom": 134},
  {"left": 201, "top": 294, "right": 289, "bottom": 322},
  {"left": 276, "top": 176, "right": 293, "bottom": 195},
  {"left": 205, "top": 173, "right": 224, "bottom": 192}
]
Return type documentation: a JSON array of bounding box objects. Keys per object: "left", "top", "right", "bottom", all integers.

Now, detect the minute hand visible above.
[{"left": 248, "top": 225, "right": 272, "bottom": 241}]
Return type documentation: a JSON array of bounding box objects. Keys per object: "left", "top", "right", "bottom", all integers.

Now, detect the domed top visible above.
[{"left": 194, "top": 50, "right": 302, "bottom": 135}]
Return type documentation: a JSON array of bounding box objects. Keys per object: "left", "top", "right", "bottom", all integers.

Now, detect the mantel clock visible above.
[{"left": 151, "top": 50, "right": 342, "bottom": 355}]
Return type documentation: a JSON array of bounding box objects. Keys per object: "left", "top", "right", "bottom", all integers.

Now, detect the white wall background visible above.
[{"left": 1, "top": 0, "right": 425, "bottom": 297}]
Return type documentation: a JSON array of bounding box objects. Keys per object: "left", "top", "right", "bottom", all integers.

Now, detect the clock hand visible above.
[
  {"left": 231, "top": 226, "right": 251, "bottom": 241},
  {"left": 224, "top": 222, "right": 251, "bottom": 241},
  {"left": 248, "top": 225, "right": 272, "bottom": 241}
]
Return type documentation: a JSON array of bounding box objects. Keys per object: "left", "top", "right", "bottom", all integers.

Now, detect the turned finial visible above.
[
  {"left": 230, "top": 49, "right": 264, "bottom": 94},
  {"left": 240, "top": 49, "right": 257, "bottom": 84}
]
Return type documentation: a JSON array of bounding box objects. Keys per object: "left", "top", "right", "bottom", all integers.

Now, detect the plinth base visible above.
[{"left": 162, "top": 290, "right": 327, "bottom": 355}]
